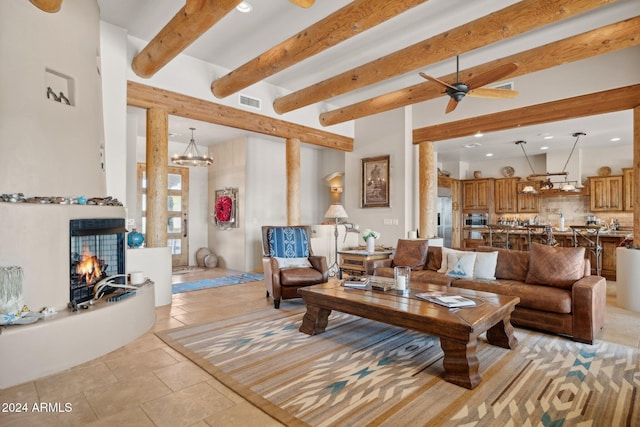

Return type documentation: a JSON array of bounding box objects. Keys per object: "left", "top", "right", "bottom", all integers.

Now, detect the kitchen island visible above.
[{"left": 475, "top": 227, "right": 630, "bottom": 280}]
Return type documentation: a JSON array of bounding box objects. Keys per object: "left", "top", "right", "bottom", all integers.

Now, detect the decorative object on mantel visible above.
[
  {"left": 212, "top": 188, "right": 238, "bottom": 230},
  {"left": 362, "top": 228, "right": 380, "bottom": 253},
  {"left": 501, "top": 166, "right": 515, "bottom": 178},
  {"left": 362, "top": 155, "right": 390, "bottom": 208},
  {"left": 597, "top": 166, "right": 612, "bottom": 176},
  {"left": 473, "top": 170, "right": 483, "bottom": 178},
  {"left": 171, "top": 127, "right": 213, "bottom": 167},
  {"left": 516, "top": 132, "right": 586, "bottom": 193},
  {"left": 0, "top": 193, "right": 122, "bottom": 205}
]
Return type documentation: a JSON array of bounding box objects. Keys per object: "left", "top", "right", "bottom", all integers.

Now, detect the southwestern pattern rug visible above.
[
  {"left": 157, "top": 308, "right": 640, "bottom": 426},
  {"left": 172, "top": 273, "right": 264, "bottom": 294}
]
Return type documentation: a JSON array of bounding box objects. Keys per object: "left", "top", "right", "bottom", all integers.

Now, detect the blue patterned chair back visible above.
[{"left": 267, "top": 227, "right": 310, "bottom": 258}]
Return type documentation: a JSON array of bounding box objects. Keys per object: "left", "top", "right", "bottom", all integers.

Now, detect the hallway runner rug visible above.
[
  {"left": 172, "top": 273, "right": 264, "bottom": 294},
  {"left": 157, "top": 308, "right": 640, "bottom": 426}
]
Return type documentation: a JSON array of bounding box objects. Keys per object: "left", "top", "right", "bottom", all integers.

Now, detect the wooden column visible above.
[
  {"left": 286, "top": 138, "right": 301, "bottom": 226},
  {"left": 146, "top": 108, "right": 169, "bottom": 247},
  {"left": 419, "top": 141, "right": 437, "bottom": 239},
  {"left": 634, "top": 105, "right": 640, "bottom": 245}
]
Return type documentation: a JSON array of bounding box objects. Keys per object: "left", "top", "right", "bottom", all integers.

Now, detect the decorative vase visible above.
[
  {"left": 366, "top": 236, "right": 376, "bottom": 253},
  {"left": 127, "top": 229, "right": 145, "bottom": 249}
]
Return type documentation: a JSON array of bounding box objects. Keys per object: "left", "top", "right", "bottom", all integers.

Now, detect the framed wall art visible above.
[{"left": 361, "top": 155, "right": 390, "bottom": 208}]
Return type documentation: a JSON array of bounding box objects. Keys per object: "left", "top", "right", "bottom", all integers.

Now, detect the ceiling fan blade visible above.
[
  {"left": 466, "top": 63, "right": 518, "bottom": 90},
  {"left": 289, "top": 0, "right": 315, "bottom": 7},
  {"left": 445, "top": 98, "right": 459, "bottom": 114},
  {"left": 467, "top": 87, "right": 519, "bottom": 99},
  {"left": 419, "top": 72, "right": 457, "bottom": 91}
]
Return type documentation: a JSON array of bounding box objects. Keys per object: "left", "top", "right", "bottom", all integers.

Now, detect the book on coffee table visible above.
[
  {"left": 343, "top": 277, "right": 370, "bottom": 289},
  {"left": 415, "top": 291, "right": 476, "bottom": 308}
]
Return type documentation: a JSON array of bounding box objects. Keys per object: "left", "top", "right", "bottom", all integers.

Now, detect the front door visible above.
[{"left": 137, "top": 163, "right": 190, "bottom": 267}]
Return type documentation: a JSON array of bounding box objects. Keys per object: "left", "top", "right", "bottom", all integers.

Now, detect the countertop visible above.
[{"left": 475, "top": 227, "right": 631, "bottom": 238}]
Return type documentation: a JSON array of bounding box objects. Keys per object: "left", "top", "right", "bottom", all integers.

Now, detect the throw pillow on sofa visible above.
[
  {"left": 446, "top": 252, "right": 477, "bottom": 278},
  {"left": 525, "top": 242, "right": 586, "bottom": 289},
  {"left": 474, "top": 251, "right": 499, "bottom": 280},
  {"left": 438, "top": 247, "right": 469, "bottom": 273}
]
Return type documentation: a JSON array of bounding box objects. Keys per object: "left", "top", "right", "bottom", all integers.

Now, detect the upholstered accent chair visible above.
[
  {"left": 261, "top": 225, "right": 329, "bottom": 309},
  {"left": 371, "top": 239, "right": 429, "bottom": 275}
]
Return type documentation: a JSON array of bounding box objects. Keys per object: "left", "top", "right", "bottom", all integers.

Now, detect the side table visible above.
[{"left": 338, "top": 249, "right": 393, "bottom": 278}]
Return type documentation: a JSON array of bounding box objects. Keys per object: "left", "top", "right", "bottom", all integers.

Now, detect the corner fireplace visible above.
[{"left": 69, "top": 218, "right": 126, "bottom": 305}]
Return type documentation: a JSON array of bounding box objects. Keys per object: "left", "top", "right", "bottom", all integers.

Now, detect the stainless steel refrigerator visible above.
[{"left": 437, "top": 187, "right": 452, "bottom": 247}]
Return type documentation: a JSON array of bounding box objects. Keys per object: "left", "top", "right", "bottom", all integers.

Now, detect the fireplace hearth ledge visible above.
[{"left": 0, "top": 283, "right": 155, "bottom": 389}]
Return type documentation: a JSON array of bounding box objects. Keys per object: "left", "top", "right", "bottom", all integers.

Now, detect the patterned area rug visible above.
[
  {"left": 172, "top": 273, "right": 264, "bottom": 294},
  {"left": 156, "top": 308, "right": 640, "bottom": 426}
]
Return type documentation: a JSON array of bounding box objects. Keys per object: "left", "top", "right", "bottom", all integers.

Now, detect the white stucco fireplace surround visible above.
[{"left": 0, "top": 203, "right": 156, "bottom": 389}]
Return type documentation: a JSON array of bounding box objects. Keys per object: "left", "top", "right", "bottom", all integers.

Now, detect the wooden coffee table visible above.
[{"left": 298, "top": 281, "right": 519, "bottom": 389}]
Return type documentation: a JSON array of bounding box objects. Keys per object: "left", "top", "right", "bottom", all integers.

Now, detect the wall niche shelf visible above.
[{"left": 45, "top": 68, "right": 74, "bottom": 106}]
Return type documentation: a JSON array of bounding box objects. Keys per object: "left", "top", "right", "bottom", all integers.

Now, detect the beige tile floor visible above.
[{"left": 1, "top": 268, "right": 639, "bottom": 426}]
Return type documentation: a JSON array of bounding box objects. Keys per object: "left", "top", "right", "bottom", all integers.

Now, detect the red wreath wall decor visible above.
[
  {"left": 215, "top": 195, "right": 233, "bottom": 222},
  {"left": 212, "top": 188, "right": 238, "bottom": 230}
]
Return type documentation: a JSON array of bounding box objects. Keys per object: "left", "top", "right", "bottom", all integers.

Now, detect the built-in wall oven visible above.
[{"left": 464, "top": 213, "right": 488, "bottom": 240}]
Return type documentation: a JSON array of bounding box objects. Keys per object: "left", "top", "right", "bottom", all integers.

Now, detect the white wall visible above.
[
  {"left": 345, "top": 108, "right": 412, "bottom": 248},
  {"left": 0, "top": 0, "right": 105, "bottom": 197}
]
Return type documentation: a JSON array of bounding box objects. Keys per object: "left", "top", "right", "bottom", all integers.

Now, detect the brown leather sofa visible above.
[{"left": 373, "top": 243, "right": 606, "bottom": 344}]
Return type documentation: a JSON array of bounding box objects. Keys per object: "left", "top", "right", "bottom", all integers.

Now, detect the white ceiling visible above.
[{"left": 99, "top": 0, "right": 637, "bottom": 161}]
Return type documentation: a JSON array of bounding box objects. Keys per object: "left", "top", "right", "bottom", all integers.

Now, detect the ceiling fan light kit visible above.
[{"left": 419, "top": 56, "right": 519, "bottom": 113}]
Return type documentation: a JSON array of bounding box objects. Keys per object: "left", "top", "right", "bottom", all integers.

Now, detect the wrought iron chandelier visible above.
[{"left": 171, "top": 127, "right": 213, "bottom": 167}]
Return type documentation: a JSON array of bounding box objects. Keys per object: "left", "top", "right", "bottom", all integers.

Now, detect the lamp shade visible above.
[{"left": 324, "top": 204, "right": 348, "bottom": 219}]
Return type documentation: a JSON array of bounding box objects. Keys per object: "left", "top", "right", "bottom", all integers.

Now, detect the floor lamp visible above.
[{"left": 324, "top": 203, "right": 348, "bottom": 277}]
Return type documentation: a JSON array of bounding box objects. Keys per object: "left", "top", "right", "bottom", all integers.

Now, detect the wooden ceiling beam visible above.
[
  {"left": 29, "top": 0, "right": 62, "bottom": 13},
  {"left": 127, "top": 81, "right": 353, "bottom": 152},
  {"left": 273, "top": 0, "right": 616, "bottom": 115},
  {"left": 132, "top": 0, "right": 242, "bottom": 79},
  {"left": 412, "top": 84, "right": 640, "bottom": 143},
  {"left": 321, "top": 17, "right": 640, "bottom": 126},
  {"left": 211, "top": 0, "right": 428, "bottom": 99}
]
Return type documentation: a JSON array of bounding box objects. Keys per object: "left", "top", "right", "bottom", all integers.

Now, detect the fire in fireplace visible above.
[{"left": 69, "top": 218, "right": 126, "bottom": 305}]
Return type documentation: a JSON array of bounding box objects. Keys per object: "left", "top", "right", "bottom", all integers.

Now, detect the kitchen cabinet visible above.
[
  {"left": 623, "top": 168, "right": 634, "bottom": 211},
  {"left": 589, "top": 175, "right": 623, "bottom": 211},
  {"left": 494, "top": 178, "right": 518, "bottom": 214},
  {"left": 516, "top": 181, "right": 541, "bottom": 213},
  {"left": 462, "top": 179, "right": 493, "bottom": 212}
]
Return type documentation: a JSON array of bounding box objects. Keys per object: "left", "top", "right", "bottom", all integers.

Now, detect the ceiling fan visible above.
[{"left": 419, "top": 56, "right": 519, "bottom": 113}]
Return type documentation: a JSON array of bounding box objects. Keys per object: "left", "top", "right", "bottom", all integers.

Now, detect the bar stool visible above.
[
  {"left": 487, "top": 224, "right": 511, "bottom": 249},
  {"left": 525, "top": 225, "right": 558, "bottom": 250},
  {"left": 570, "top": 225, "right": 603, "bottom": 276}
]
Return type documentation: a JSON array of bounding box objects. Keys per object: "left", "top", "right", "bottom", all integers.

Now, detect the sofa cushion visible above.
[
  {"left": 392, "top": 239, "right": 429, "bottom": 270},
  {"left": 477, "top": 246, "right": 529, "bottom": 281},
  {"left": 280, "top": 267, "right": 323, "bottom": 285},
  {"left": 446, "top": 252, "right": 477, "bottom": 278},
  {"left": 474, "top": 251, "right": 498, "bottom": 280},
  {"left": 425, "top": 246, "right": 443, "bottom": 271},
  {"left": 411, "top": 270, "right": 453, "bottom": 286},
  {"left": 275, "top": 257, "right": 312, "bottom": 268},
  {"left": 453, "top": 279, "right": 572, "bottom": 314},
  {"left": 525, "top": 243, "right": 585, "bottom": 289}
]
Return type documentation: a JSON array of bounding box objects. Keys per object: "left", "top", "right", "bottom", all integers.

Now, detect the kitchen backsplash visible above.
[{"left": 496, "top": 196, "right": 633, "bottom": 230}]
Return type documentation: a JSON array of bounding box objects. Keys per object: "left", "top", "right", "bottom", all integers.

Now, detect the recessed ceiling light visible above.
[
  {"left": 610, "top": 137, "right": 621, "bottom": 142},
  {"left": 474, "top": 131, "right": 483, "bottom": 138},
  {"left": 236, "top": 1, "right": 253, "bottom": 13},
  {"left": 543, "top": 135, "right": 554, "bottom": 140},
  {"left": 540, "top": 146, "right": 549, "bottom": 150},
  {"left": 486, "top": 153, "right": 493, "bottom": 157},
  {"left": 464, "top": 142, "right": 482, "bottom": 148}
]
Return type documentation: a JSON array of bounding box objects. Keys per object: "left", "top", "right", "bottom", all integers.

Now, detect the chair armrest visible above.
[
  {"left": 571, "top": 275, "right": 606, "bottom": 344},
  {"left": 262, "top": 257, "right": 274, "bottom": 295},
  {"left": 370, "top": 259, "right": 393, "bottom": 270},
  {"left": 309, "top": 255, "right": 329, "bottom": 281}
]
